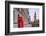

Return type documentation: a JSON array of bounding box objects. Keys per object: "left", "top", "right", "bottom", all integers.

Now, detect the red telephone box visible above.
[{"left": 18, "top": 16, "right": 24, "bottom": 28}]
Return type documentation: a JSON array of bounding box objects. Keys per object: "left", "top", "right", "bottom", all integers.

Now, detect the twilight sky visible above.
[{"left": 29, "top": 8, "right": 39, "bottom": 21}]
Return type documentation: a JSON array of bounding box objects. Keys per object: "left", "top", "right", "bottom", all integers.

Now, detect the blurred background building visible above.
[{"left": 31, "top": 12, "right": 39, "bottom": 27}]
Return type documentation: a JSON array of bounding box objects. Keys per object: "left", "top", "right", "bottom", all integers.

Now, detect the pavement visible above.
[{"left": 13, "top": 24, "right": 32, "bottom": 28}]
